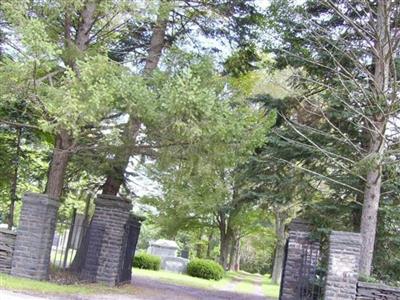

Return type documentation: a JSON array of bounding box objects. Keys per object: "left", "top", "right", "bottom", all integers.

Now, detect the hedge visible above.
[
  {"left": 187, "top": 258, "right": 224, "bottom": 280},
  {"left": 132, "top": 252, "right": 161, "bottom": 271}
]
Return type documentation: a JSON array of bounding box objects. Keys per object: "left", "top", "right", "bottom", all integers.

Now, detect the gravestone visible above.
[
  {"left": 148, "top": 239, "right": 179, "bottom": 257},
  {"left": 147, "top": 239, "right": 188, "bottom": 273}
]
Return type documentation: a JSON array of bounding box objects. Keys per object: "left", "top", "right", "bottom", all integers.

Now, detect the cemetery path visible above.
[
  {"left": 220, "top": 272, "right": 265, "bottom": 296},
  {"left": 129, "top": 275, "right": 272, "bottom": 300},
  {"left": 1, "top": 273, "right": 273, "bottom": 300}
]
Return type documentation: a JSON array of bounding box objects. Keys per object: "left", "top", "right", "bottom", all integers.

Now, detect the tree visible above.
[
  {"left": 0, "top": 0, "right": 148, "bottom": 199},
  {"left": 267, "top": 0, "right": 400, "bottom": 276},
  {"left": 99, "top": 0, "right": 267, "bottom": 196}
]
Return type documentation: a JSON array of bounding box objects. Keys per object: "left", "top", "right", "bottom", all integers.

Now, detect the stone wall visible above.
[
  {"left": 279, "top": 218, "right": 320, "bottom": 300},
  {"left": 324, "top": 231, "right": 361, "bottom": 300},
  {"left": 81, "top": 194, "right": 133, "bottom": 286},
  {"left": 356, "top": 282, "right": 400, "bottom": 300},
  {"left": 11, "top": 193, "right": 59, "bottom": 280},
  {"left": 0, "top": 228, "right": 16, "bottom": 274}
]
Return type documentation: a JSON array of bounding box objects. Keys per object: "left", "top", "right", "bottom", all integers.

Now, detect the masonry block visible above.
[
  {"left": 280, "top": 218, "right": 320, "bottom": 300},
  {"left": 81, "top": 194, "right": 133, "bottom": 286},
  {"left": 11, "top": 193, "right": 59, "bottom": 280},
  {"left": 324, "top": 231, "right": 361, "bottom": 300}
]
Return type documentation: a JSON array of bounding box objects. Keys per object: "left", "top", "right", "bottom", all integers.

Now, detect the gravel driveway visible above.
[{"left": 1, "top": 274, "right": 273, "bottom": 300}]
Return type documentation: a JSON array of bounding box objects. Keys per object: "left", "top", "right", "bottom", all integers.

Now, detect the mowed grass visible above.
[
  {"left": 0, "top": 273, "right": 136, "bottom": 296},
  {"left": 263, "top": 276, "right": 280, "bottom": 299},
  {"left": 227, "top": 271, "right": 279, "bottom": 298}
]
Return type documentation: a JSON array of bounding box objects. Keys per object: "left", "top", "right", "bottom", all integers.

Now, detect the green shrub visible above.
[
  {"left": 133, "top": 252, "right": 161, "bottom": 270},
  {"left": 187, "top": 258, "right": 224, "bottom": 280}
]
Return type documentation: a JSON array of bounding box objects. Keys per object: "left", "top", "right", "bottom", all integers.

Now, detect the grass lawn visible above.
[
  {"left": 262, "top": 276, "right": 280, "bottom": 299},
  {"left": 0, "top": 273, "right": 136, "bottom": 296}
]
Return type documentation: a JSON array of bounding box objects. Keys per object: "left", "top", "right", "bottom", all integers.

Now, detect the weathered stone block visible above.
[
  {"left": 11, "top": 193, "right": 59, "bottom": 280},
  {"left": 81, "top": 195, "right": 139, "bottom": 286},
  {"left": 0, "top": 228, "right": 17, "bottom": 274},
  {"left": 324, "top": 231, "right": 361, "bottom": 300},
  {"left": 280, "top": 218, "right": 320, "bottom": 300}
]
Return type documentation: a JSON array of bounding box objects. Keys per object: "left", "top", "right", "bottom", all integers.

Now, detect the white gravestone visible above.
[{"left": 147, "top": 239, "right": 188, "bottom": 273}]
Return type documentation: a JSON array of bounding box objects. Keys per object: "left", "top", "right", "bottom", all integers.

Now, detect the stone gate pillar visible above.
[
  {"left": 81, "top": 194, "right": 132, "bottom": 286},
  {"left": 279, "top": 218, "right": 319, "bottom": 300},
  {"left": 11, "top": 193, "right": 59, "bottom": 280},
  {"left": 324, "top": 231, "right": 361, "bottom": 300}
]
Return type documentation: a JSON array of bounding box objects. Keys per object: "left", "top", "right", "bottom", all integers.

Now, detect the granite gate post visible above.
[
  {"left": 11, "top": 193, "right": 60, "bottom": 280},
  {"left": 81, "top": 194, "right": 133, "bottom": 286},
  {"left": 279, "top": 218, "right": 320, "bottom": 300},
  {"left": 324, "top": 231, "right": 361, "bottom": 300}
]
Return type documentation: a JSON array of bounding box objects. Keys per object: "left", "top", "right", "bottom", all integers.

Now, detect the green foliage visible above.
[
  {"left": 240, "top": 229, "right": 275, "bottom": 275},
  {"left": 132, "top": 252, "right": 161, "bottom": 271},
  {"left": 187, "top": 259, "right": 224, "bottom": 280}
]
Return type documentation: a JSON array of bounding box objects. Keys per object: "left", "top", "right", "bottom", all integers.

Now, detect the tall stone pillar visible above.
[
  {"left": 81, "top": 194, "right": 132, "bottom": 286},
  {"left": 11, "top": 193, "right": 59, "bottom": 280},
  {"left": 324, "top": 231, "right": 361, "bottom": 300},
  {"left": 279, "top": 218, "right": 319, "bottom": 300}
]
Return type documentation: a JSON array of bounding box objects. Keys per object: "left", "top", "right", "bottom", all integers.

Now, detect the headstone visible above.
[
  {"left": 147, "top": 239, "right": 188, "bottom": 273},
  {"left": 11, "top": 193, "right": 60, "bottom": 280},
  {"left": 148, "top": 239, "right": 178, "bottom": 257},
  {"left": 161, "top": 257, "right": 189, "bottom": 273}
]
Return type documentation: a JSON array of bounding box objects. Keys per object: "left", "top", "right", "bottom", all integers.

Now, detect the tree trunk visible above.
[
  {"left": 228, "top": 237, "right": 236, "bottom": 271},
  {"left": 143, "top": 10, "right": 168, "bottom": 75},
  {"left": 234, "top": 240, "right": 240, "bottom": 272},
  {"left": 8, "top": 127, "right": 21, "bottom": 229},
  {"left": 196, "top": 228, "right": 204, "bottom": 258},
  {"left": 218, "top": 212, "right": 232, "bottom": 270},
  {"left": 45, "top": 129, "right": 73, "bottom": 198},
  {"left": 101, "top": 5, "right": 169, "bottom": 195},
  {"left": 101, "top": 117, "right": 141, "bottom": 195},
  {"left": 219, "top": 232, "right": 230, "bottom": 270},
  {"left": 206, "top": 231, "right": 213, "bottom": 258},
  {"left": 229, "top": 237, "right": 240, "bottom": 271},
  {"left": 44, "top": 3, "right": 97, "bottom": 199},
  {"left": 271, "top": 212, "right": 286, "bottom": 284},
  {"left": 359, "top": 0, "right": 390, "bottom": 276}
]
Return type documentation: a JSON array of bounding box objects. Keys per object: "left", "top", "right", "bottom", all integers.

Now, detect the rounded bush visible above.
[
  {"left": 133, "top": 252, "right": 161, "bottom": 271},
  {"left": 187, "top": 258, "right": 224, "bottom": 280}
]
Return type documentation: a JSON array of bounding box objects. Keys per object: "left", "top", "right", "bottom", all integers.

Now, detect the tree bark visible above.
[
  {"left": 101, "top": 4, "right": 169, "bottom": 195},
  {"left": 359, "top": 0, "right": 390, "bottom": 276},
  {"left": 271, "top": 212, "right": 286, "bottom": 284},
  {"left": 206, "top": 231, "right": 213, "bottom": 258},
  {"left": 195, "top": 228, "right": 204, "bottom": 258},
  {"left": 218, "top": 211, "right": 232, "bottom": 270},
  {"left": 44, "top": 2, "right": 97, "bottom": 199},
  {"left": 45, "top": 129, "right": 73, "bottom": 198},
  {"left": 101, "top": 117, "right": 141, "bottom": 195},
  {"left": 143, "top": 11, "right": 169, "bottom": 75},
  {"left": 233, "top": 240, "right": 240, "bottom": 272},
  {"left": 229, "top": 237, "right": 240, "bottom": 271},
  {"left": 7, "top": 127, "right": 21, "bottom": 229}
]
